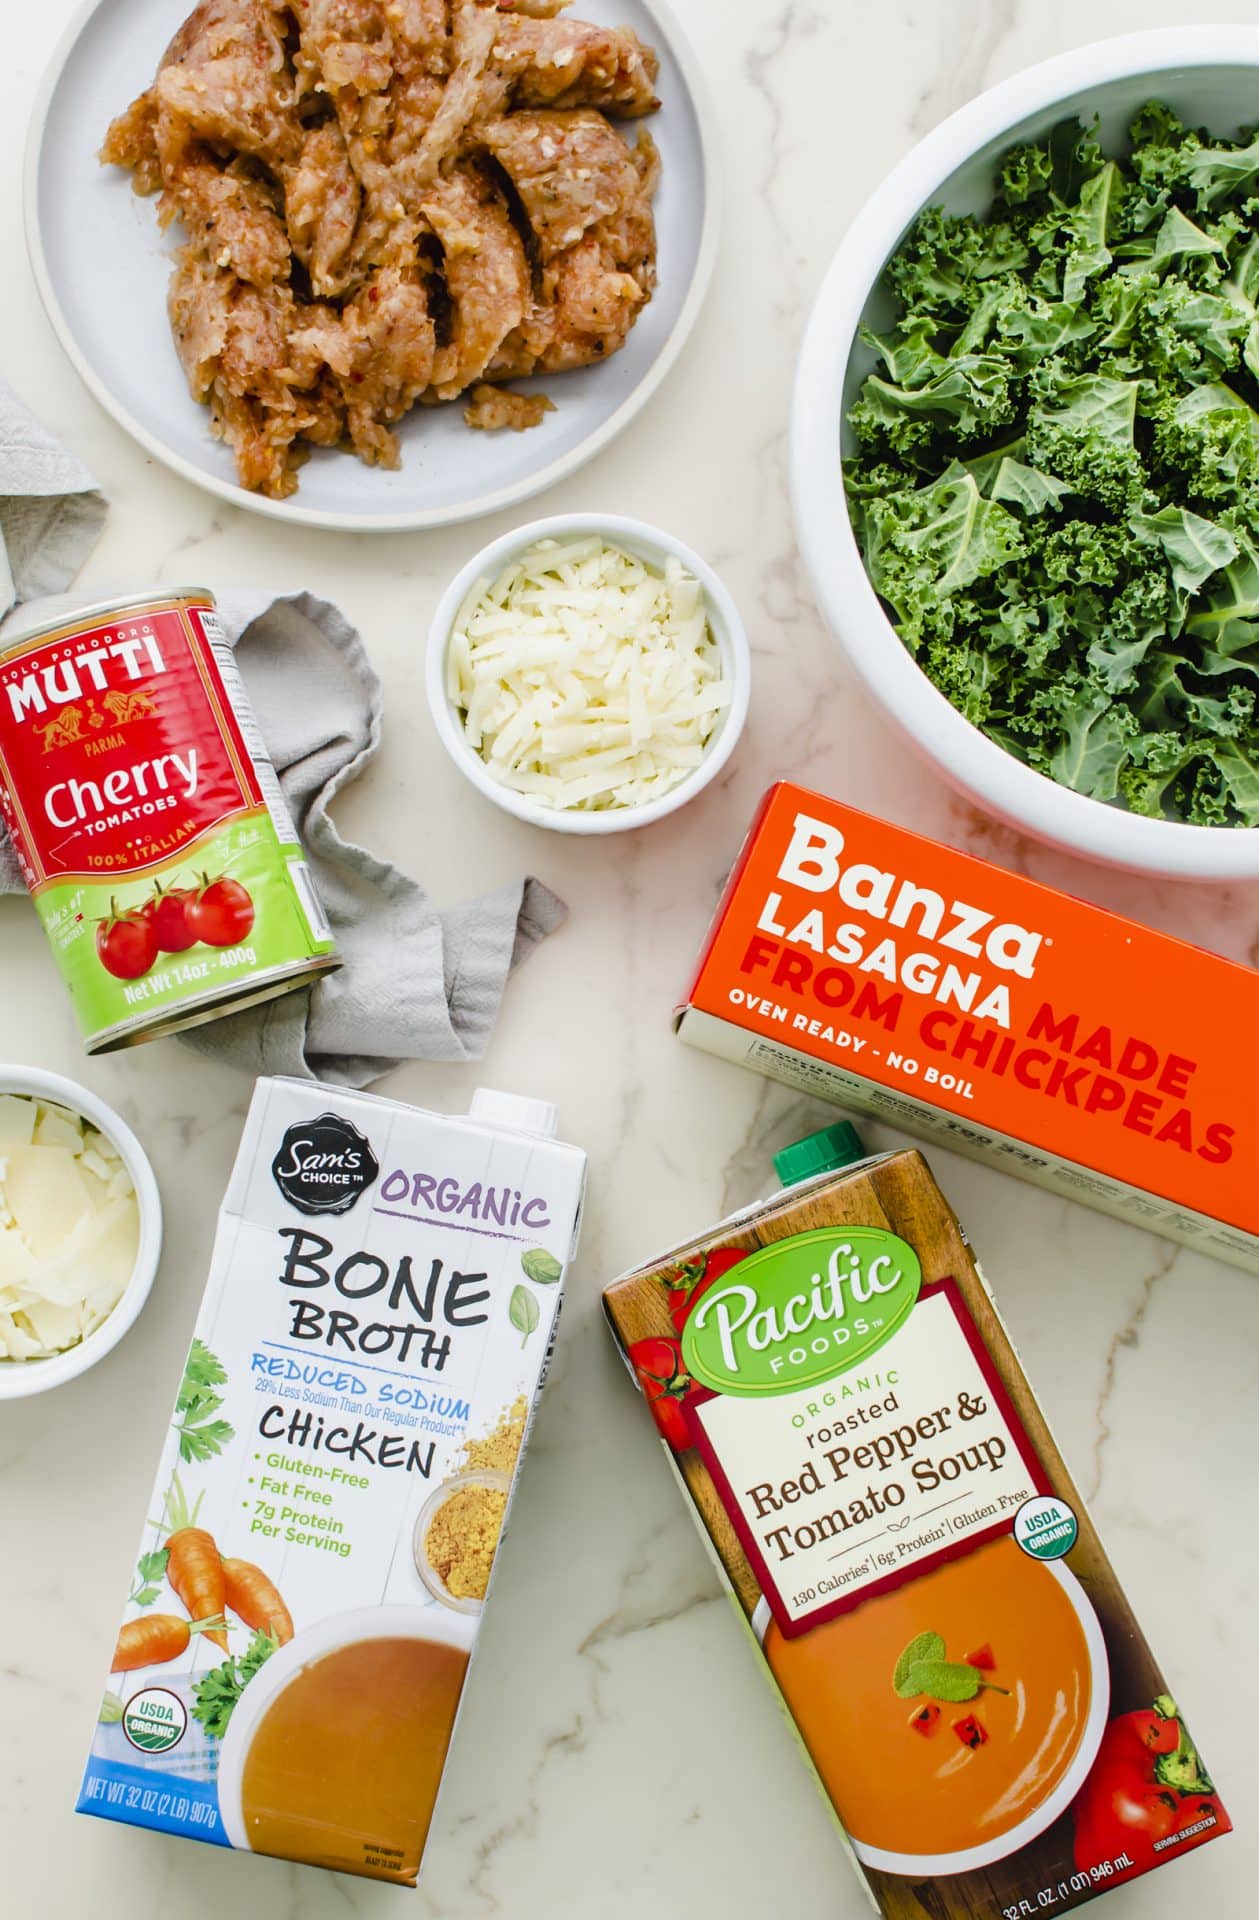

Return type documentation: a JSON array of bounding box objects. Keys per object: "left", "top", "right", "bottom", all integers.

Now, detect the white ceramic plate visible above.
[{"left": 25, "top": 0, "right": 718, "bottom": 533}]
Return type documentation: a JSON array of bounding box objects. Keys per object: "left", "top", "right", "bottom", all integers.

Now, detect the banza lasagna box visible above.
[{"left": 677, "top": 784, "right": 1259, "bottom": 1273}]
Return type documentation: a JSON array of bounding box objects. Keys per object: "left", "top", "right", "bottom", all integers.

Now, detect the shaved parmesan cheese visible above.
[
  {"left": 5, "top": 1147, "right": 91, "bottom": 1257},
  {"left": 448, "top": 537, "right": 732, "bottom": 811},
  {"left": 0, "top": 1095, "right": 36, "bottom": 1147},
  {"left": 33, "top": 1102, "right": 88, "bottom": 1153},
  {"left": 0, "top": 1234, "right": 36, "bottom": 1291},
  {"left": 0, "top": 1097, "right": 141, "bottom": 1365}
]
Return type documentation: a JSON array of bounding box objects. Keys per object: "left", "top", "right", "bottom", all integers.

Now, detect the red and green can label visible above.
[{"left": 0, "top": 594, "right": 336, "bottom": 1049}]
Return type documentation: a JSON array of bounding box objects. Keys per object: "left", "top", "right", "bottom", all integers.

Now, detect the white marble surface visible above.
[{"left": 3, "top": 2, "right": 1258, "bottom": 1915}]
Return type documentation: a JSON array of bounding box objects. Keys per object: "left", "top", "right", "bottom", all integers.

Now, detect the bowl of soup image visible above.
[
  {"left": 217, "top": 1604, "right": 476, "bottom": 1883},
  {"left": 754, "top": 1537, "right": 1110, "bottom": 1877}
]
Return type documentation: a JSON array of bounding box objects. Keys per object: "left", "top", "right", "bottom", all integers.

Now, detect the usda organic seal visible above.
[
  {"left": 1013, "top": 1494, "right": 1079, "bottom": 1562},
  {"left": 122, "top": 1686, "right": 188, "bottom": 1755}
]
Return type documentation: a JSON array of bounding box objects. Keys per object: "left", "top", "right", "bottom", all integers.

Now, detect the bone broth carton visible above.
[
  {"left": 676, "top": 784, "right": 1259, "bottom": 1273},
  {"left": 79, "top": 1077, "right": 585, "bottom": 1883},
  {"left": 602, "top": 1128, "right": 1230, "bottom": 1917}
]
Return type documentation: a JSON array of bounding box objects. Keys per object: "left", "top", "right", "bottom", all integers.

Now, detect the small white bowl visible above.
[
  {"left": 426, "top": 513, "right": 751, "bottom": 835},
  {"left": 0, "top": 1067, "right": 161, "bottom": 1400},
  {"left": 792, "top": 28, "right": 1259, "bottom": 880}
]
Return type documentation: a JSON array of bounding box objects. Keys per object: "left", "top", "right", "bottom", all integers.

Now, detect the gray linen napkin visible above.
[
  {"left": 0, "top": 389, "right": 565, "bottom": 1086},
  {"left": 178, "top": 591, "right": 567, "bottom": 1085},
  {"left": 0, "top": 378, "right": 106, "bottom": 619}
]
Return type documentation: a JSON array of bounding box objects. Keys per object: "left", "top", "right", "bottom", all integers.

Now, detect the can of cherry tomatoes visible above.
[{"left": 0, "top": 589, "right": 340, "bottom": 1051}]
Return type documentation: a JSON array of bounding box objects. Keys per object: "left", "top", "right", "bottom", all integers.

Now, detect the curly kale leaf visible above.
[
  {"left": 883, "top": 206, "right": 1030, "bottom": 319},
  {"left": 862, "top": 470, "right": 1023, "bottom": 644},
  {"left": 1024, "top": 372, "right": 1146, "bottom": 510},
  {"left": 1183, "top": 135, "right": 1259, "bottom": 213}
]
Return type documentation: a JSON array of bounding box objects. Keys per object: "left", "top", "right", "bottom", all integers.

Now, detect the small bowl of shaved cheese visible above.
[
  {"left": 0, "top": 1068, "right": 161, "bottom": 1398},
  {"left": 428, "top": 515, "right": 750, "bottom": 831}
]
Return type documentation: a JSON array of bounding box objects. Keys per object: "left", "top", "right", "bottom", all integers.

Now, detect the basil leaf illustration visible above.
[
  {"left": 893, "top": 1631, "right": 945, "bottom": 1697},
  {"left": 521, "top": 1248, "right": 563, "bottom": 1286},
  {"left": 904, "top": 1659, "right": 983, "bottom": 1704},
  {"left": 509, "top": 1283, "right": 540, "bottom": 1347}
]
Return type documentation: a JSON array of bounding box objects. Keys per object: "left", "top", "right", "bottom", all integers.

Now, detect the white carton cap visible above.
[{"left": 469, "top": 1088, "right": 559, "bottom": 1140}]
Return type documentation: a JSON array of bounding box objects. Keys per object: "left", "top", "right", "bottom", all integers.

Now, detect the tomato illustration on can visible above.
[{"left": 0, "top": 591, "right": 339, "bottom": 1050}]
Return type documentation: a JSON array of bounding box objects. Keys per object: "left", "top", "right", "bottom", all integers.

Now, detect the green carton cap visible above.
[{"left": 774, "top": 1120, "right": 867, "bottom": 1189}]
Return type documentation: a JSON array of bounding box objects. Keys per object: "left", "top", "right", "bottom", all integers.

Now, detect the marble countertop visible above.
[{"left": 3, "top": 1, "right": 1257, "bottom": 1916}]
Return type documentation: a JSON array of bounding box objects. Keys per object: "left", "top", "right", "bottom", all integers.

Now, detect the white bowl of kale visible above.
[{"left": 793, "top": 29, "right": 1259, "bottom": 878}]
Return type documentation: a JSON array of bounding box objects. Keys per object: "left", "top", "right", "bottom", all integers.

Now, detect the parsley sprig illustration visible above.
[
  {"left": 174, "top": 1338, "right": 234, "bottom": 1465},
  {"left": 192, "top": 1630, "right": 281, "bottom": 1740},
  {"left": 128, "top": 1549, "right": 171, "bottom": 1608}
]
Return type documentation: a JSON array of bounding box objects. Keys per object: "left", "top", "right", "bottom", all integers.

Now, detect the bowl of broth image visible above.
[
  {"left": 217, "top": 1604, "right": 476, "bottom": 1883},
  {"left": 755, "top": 1537, "right": 1110, "bottom": 1877}
]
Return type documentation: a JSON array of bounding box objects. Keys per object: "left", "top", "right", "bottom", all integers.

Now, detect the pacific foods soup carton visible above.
[
  {"left": 677, "top": 784, "right": 1259, "bottom": 1274},
  {"left": 79, "top": 1077, "right": 585, "bottom": 1883},
  {"left": 602, "top": 1132, "right": 1229, "bottom": 1916}
]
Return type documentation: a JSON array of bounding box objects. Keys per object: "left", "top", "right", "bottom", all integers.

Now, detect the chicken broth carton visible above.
[
  {"left": 79, "top": 1077, "right": 585, "bottom": 1884},
  {"left": 602, "top": 1128, "right": 1230, "bottom": 1917},
  {"left": 677, "top": 784, "right": 1259, "bottom": 1273}
]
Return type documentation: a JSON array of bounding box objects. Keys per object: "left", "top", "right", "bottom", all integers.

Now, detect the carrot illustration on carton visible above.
[
  {"left": 112, "top": 1616, "right": 224, "bottom": 1675},
  {"left": 163, "top": 1489, "right": 230, "bottom": 1658}
]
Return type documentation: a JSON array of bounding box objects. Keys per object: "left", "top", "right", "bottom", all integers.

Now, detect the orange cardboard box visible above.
[{"left": 677, "top": 784, "right": 1259, "bottom": 1273}]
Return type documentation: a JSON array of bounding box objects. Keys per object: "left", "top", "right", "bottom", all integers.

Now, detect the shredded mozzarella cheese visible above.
[
  {"left": 0, "top": 1095, "right": 140, "bottom": 1362},
  {"left": 447, "top": 537, "right": 731, "bottom": 810}
]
